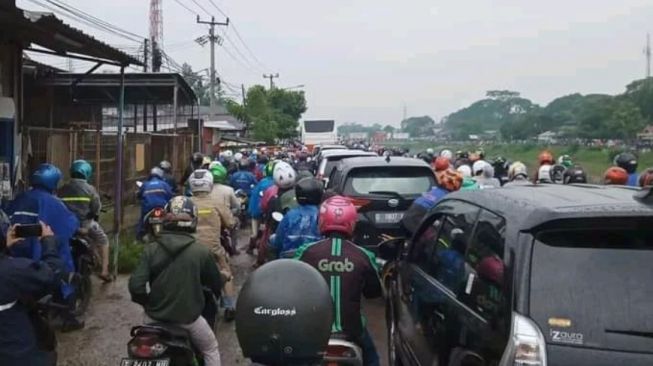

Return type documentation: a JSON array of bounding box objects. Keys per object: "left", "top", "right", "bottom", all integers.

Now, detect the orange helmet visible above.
[
  {"left": 638, "top": 168, "right": 653, "bottom": 187},
  {"left": 538, "top": 151, "right": 554, "bottom": 166},
  {"left": 432, "top": 156, "right": 450, "bottom": 172},
  {"left": 603, "top": 167, "right": 628, "bottom": 185},
  {"left": 436, "top": 169, "right": 463, "bottom": 192}
]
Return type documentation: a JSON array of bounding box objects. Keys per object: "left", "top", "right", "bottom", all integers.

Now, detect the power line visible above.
[
  {"left": 222, "top": 33, "right": 261, "bottom": 73},
  {"left": 171, "top": 0, "right": 198, "bottom": 16},
  {"left": 229, "top": 24, "right": 269, "bottom": 70},
  {"left": 205, "top": 0, "right": 228, "bottom": 18},
  {"left": 189, "top": 0, "right": 212, "bottom": 16}
]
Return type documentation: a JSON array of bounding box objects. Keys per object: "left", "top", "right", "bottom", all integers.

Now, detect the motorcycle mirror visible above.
[
  {"left": 272, "top": 212, "right": 284, "bottom": 222},
  {"left": 136, "top": 181, "right": 143, "bottom": 188},
  {"left": 377, "top": 237, "right": 405, "bottom": 261}
]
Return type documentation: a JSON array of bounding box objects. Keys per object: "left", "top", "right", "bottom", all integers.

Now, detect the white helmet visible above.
[
  {"left": 223, "top": 150, "right": 233, "bottom": 161},
  {"left": 440, "top": 149, "right": 453, "bottom": 160},
  {"left": 234, "top": 152, "right": 243, "bottom": 162},
  {"left": 252, "top": 148, "right": 259, "bottom": 155},
  {"left": 537, "top": 164, "right": 552, "bottom": 183},
  {"left": 273, "top": 161, "right": 297, "bottom": 189},
  {"left": 508, "top": 162, "right": 528, "bottom": 181},
  {"left": 457, "top": 165, "right": 472, "bottom": 178},
  {"left": 472, "top": 160, "right": 488, "bottom": 176},
  {"left": 188, "top": 169, "right": 213, "bottom": 194},
  {"left": 426, "top": 148, "right": 434, "bottom": 155}
]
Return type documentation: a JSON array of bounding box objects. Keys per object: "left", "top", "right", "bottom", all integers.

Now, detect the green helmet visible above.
[
  {"left": 210, "top": 164, "right": 228, "bottom": 184},
  {"left": 264, "top": 161, "right": 277, "bottom": 177},
  {"left": 558, "top": 155, "right": 573, "bottom": 168},
  {"left": 70, "top": 159, "right": 93, "bottom": 181}
]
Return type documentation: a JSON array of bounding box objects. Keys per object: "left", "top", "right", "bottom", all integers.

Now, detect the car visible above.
[
  {"left": 380, "top": 184, "right": 653, "bottom": 366},
  {"left": 312, "top": 144, "right": 347, "bottom": 158},
  {"left": 326, "top": 156, "right": 436, "bottom": 249},
  {"left": 315, "top": 149, "right": 377, "bottom": 182}
]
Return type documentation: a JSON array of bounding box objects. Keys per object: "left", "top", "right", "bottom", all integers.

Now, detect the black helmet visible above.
[
  {"left": 295, "top": 177, "right": 323, "bottom": 205},
  {"left": 191, "top": 152, "right": 204, "bottom": 168},
  {"left": 549, "top": 164, "right": 566, "bottom": 184},
  {"left": 162, "top": 196, "right": 198, "bottom": 233},
  {"left": 614, "top": 152, "right": 638, "bottom": 174},
  {"left": 236, "top": 259, "right": 333, "bottom": 366},
  {"left": 563, "top": 166, "right": 587, "bottom": 184}
]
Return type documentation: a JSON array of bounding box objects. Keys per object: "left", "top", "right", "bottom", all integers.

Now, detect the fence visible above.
[{"left": 24, "top": 127, "right": 194, "bottom": 224}]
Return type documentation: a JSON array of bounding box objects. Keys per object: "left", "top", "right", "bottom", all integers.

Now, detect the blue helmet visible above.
[
  {"left": 70, "top": 159, "right": 93, "bottom": 181},
  {"left": 31, "top": 163, "right": 62, "bottom": 192}
]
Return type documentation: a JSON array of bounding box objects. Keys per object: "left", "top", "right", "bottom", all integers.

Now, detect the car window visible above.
[
  {"left": 344, "top": 167, "right": 434, "bottom": 196},
  {"left": 408, "top": 215, "right": 443, "bottom": 274}
]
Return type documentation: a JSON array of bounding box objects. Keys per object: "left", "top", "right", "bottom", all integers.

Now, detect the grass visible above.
[{"left": 384, "top": 141, "right": 653, "bottom": 183}]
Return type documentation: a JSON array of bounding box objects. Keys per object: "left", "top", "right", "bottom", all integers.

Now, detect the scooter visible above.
[
  {"left": 121, "top": 323, "right": 201, "bottom": 366},
  {"left": 143, "top": 207, "right": 166, "bottom": 237},
  {"left": 323, "top": 333, "right": 364, "bottom": 366},
  {"left": 234, "top": 189, "right": 249, "bottom": 229}
]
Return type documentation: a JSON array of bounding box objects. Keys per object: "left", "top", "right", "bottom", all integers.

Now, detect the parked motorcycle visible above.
[{"left": 121, "top": 323, "right": 201, "bottom": 366}]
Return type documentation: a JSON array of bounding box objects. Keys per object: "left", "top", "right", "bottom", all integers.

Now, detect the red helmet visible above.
[
  {"left": 538, "top": 151, "right": 554, "bottom": 166},
  {"left": 603, "top": 166, "right": 628, "bottom": 185},
  {"left": 432, "top": 156, "right": 450, "bottom": 172},
  {"left": 436, "top": 169, "right": 463, "bottom": 192},
  {"left": 639, "top": 168, "right": 653, "bottom": 187},
  {"left": 318, "top": 196, "right": 358, "bottom": 237}
]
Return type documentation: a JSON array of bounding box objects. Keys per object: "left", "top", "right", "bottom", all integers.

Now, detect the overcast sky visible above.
[{"left": 17, "top": 0, "right": 653, "bottom": 126}]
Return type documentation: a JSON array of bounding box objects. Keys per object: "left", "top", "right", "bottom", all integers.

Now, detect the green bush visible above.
[{"left": 110, "top": 232, "right": 145, "bottom": 274}]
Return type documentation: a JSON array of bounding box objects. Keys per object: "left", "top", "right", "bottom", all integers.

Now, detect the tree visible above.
[
  {"left": 401, "top": 116, "right": 436, "bottom": 137},
  {"left": 180, "top": 63, "right": 222, "bottom": 106},
  {"left": 383, "top": 125, "right": 395, "bottom": 133}
]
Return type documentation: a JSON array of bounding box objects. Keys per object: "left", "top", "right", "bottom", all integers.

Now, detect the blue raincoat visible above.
[
  {"left": 6, "top": 187, "right": 79, "bottom": 298},
  {"left": 230, "top": 170, "right": 258, "bottom": 195},
  {"left": 272, "top": 204, "right": 321, "bottom": 258},
  {"left": 137, "top": 176, "right": 174, "bottom": 236},
  {"left": 627, "top": 173, "right": 640, "bottom": 187},
  {"left": 248, "top": 176, "right": 274, "bottom": 219}
]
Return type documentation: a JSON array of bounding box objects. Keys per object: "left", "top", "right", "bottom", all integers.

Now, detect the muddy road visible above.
[{"left": 58, "top": 229, "right": 388, "bottom": 365}]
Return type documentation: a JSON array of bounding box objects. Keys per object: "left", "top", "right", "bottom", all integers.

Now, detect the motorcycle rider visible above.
[
  {"left": 401, "top": 169, "right": 463, "bottom": 236},
  {"left": 6, "top": 164, "right": 83, "bottom": 332},
  {"left": 137, "top": 167, "right": 174, "bottom": 240},
  {"left": 59, "top": 159, "right": 111, "bottom": 282},
  {"left": 473, "top": 161, "right": 501, "bottom": 189},
  {"left": 614, "top": 152, "right": 639, "bottom": 187},
  {"left": 269, "top": 178, "right": 323, "bottom": 259},
  {"left": 492, "top": 156, "right": 510, "bottom": 185},
  {"left": 558, "top": 154, "right": 573, "bottom": 168},
  {"left": 246, "top": 162, "right": 276, "bottom": 255},
  {"left": 604, "top": 166, "right": 629, "bottom": 185},
  {"left": 129, "top": 196, "right": 223, "bottom": 366},
  {"left": 295, "top": 196, "right": 383, "bottom": 366},
  {"left": 159, "top": 160, "right": 178, "bottom": 193},
  {"left": 188, "top": 169, "right": 237, "bottom": 321},
  {"left": 536, "top": 164, "right": 553, "bottom": 184},
  {"left": 538, "top": 150, "right": 555, "bottom": 166},
  {"left": 504, "top": 162, "right": 530, "bottom": 186},
  {"left": 0, "top": 217, "right": 66, "bottom": 365},
  {"left": 294, "top": 151, "right": 313, "bottom": 175},
  {"left": 180, "top": 152, "right": 205, "bottom": 192},
  {"left": 230, "top": 159, "right": 258, "bottom": 197},
  {"left": 209, "top": 164, "right": 240, "bottom": 255}
]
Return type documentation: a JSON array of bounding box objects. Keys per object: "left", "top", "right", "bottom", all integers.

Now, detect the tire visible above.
[
  {"left": 386, "top": 284, "right": 403, "bottom": 366},
  {"left": 72, "top": 265, "right": 92, "bottom": 316}
]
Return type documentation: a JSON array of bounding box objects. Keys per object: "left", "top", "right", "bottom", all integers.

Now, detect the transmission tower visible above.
[{"left": 149, "top": 0, "right": 163, "bottom": 72}]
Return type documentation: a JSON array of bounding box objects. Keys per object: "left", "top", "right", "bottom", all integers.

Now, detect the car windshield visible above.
[
  {"left": 344, "top": 167, "right": 434, "bottom": 196},
  {"left": 529, "top": 217, "right": 653, "bottom": 353}
]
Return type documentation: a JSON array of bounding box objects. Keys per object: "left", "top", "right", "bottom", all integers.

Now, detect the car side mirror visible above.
[{"left": 377, "top": 237, "right": 406, "bottom": 261}]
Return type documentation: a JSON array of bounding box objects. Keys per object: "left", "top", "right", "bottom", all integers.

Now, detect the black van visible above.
[{"left": 381, "top": 184, "right": 653, "bottom": 366}]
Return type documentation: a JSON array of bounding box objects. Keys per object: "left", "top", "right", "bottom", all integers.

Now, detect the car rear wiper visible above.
[
  {"left": 605, "top": 329, "right": 653, "bottom": 339},
  {"left": 367, "top": 190, "right": 404, "bottom": 200}
]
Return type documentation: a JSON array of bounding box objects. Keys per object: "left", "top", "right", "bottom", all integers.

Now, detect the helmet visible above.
[
  {"left": 436, "top": 169, "right": 463, "bottom": 192},
  {"left": 508, "top": 162, "right": 528, "bottom": 181},
  {"left": 188, "top": 169, "right": 213, "bottom": 194},
  {"left": 264, "top": 161, "right": 277, "bottom": 177},
  {"left": 563, "top": 166, "right": 587, "bottom": 184},
  {"left": 31, "top": 163, "right": 62, "bottom": 192},
  {"left": 201, "top": 156, "right": 212, "bottom": 168},
  {"left": 549, "top": 164, "right": 565, "bottom": 184},
  {"left": 614, "top": 152, "right": 638, "bottom": 174},
  {"left": 639, "top": 168, "right": 653, "bottom": 187},
  {"left": 493, "top": 156, "right": 506, "bottom": 166},
  {"left": 223, "top": 150, "right": 234, "bottom": 162},
  {"left": 482, "top": 163, "right": 495, "bottom": 179},
  {"left": 537, "top": 165, "right": 552, "bottom": 183},
  {"left": 236, "top": 259, "right": 332, "bottom": 365},
  {"left": 319, "top": 195, "right": 358, "bottom": 237},
  {"left": 557, "top": 155, "right": 573, "bottom": 168},
  {"left": 208, "top": 160, "right": 222, "bottom": 170},
  {"left": 433, "top": 157, "right": 450, "bottom": 172},
  {"left": 538, "top": 151, "right": 554, "bottom": 166},
  {"left": 440, "top": 149, "right": 453, "bottom": 160},
  {"left": 426, "top": 148, "right": 434, "bottom": 155},
  {"left": 191, "top": 152, "right": 204, "bottom": 167},
  {"left": 159, "top": 160, "right": 172, "bottom": 173},
  {"left": 150, "top": 167, "right": 164, "bottom": 179},
  {"left": 472, "top": 160, "right": 488, "bottom": 176},
  {"left": 210, "top": 164, "right": 228, "bottom": 184},
  {"left": 234, "top": 152, "right": 243, "bottom": 162},
  {"left": 295, "top": 178, "right": 323, "bottom": 205},
  {"left": 273, "top": 162, "right": 297, "bottom": 190},
  {"left": 70, "top": 159, "right": 93, "bottom": 181},
  {"left": 162, "top": 196, "right": 198, "bottom": 233},
  {"left": 239, "top": 159, "right": 250, "bottom": 170},
  {"left": 457, "top": 165, "right": 472, "bottom": 178},
  {"left": 604, "top": 167, "right": 628, "bottom": 185}
]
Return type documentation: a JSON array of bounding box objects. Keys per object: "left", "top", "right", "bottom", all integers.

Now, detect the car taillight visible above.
[
  {"left": 325, "top": 344, "right": 357, "bottom": 358},
  {"left": 128, "top": 335, "right": 168, "bottom": 358},
  {"left": 347, "top": 197, "right": 371, "bottom": 210},
  {"left": 500, "top": 313, "right": 547, "bottom": 366}
]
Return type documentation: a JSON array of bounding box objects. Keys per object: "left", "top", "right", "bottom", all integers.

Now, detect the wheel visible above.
[
  {"left": 386, "top": 284, "right": 403, "bottom": 366},
  {"left": 72, "top": 269, "right": 92, "bottom": 316}
]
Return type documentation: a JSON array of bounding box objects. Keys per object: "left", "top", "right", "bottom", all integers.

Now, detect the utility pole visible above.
[
  {"left": 143, "top": 38, "right": 149, "bottom": 72},
  {"left": 263, "top": 73, "right": 279, "bottom": 89},
  {"left": 197, "top": 15, "right": 229, "bottom": 116}
]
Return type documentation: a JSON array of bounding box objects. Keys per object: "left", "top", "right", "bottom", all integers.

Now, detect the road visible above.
[{"left": 58, "top": 229, "right": 388, "bottom": 365}]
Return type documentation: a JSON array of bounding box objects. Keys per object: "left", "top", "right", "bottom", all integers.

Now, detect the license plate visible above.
[
  {"left": 375, "top": 212, "right": 404, "bottom": 224},
  {"left": 120, "top": 359, "right": 170, "bottom": 366}
]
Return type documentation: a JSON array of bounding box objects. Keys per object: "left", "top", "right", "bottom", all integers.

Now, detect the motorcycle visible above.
[
  {"left": 69, "top": 230, "right": 98, "bottom": 316},
  {"left": 33, "top": 295, "right": 69, "bottom": 366},
  {"left": 234, "top": 189, "right": 248, "bottom": 229},
  {"left": 121, "top": 323, "right": 201, "bottom": 366},
  {"left": 323, "top": 333, "right": 364, "bottom": 366},
  {"left": 143, "top": 207, "right": 166, "bottom": 238}
]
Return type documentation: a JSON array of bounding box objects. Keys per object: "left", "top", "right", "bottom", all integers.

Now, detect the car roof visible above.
[
  {"left": 335, "top": 156, "right": 432, "bottom": 171},
  {"left": 321, "top": 149, "right": 376, "bottom": 158},
  {"left": 317, "top": 144, "right": 347, "bottom": 150},
  {"left": 445, "top": 183, "right": 653, "bottom": 230}
]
